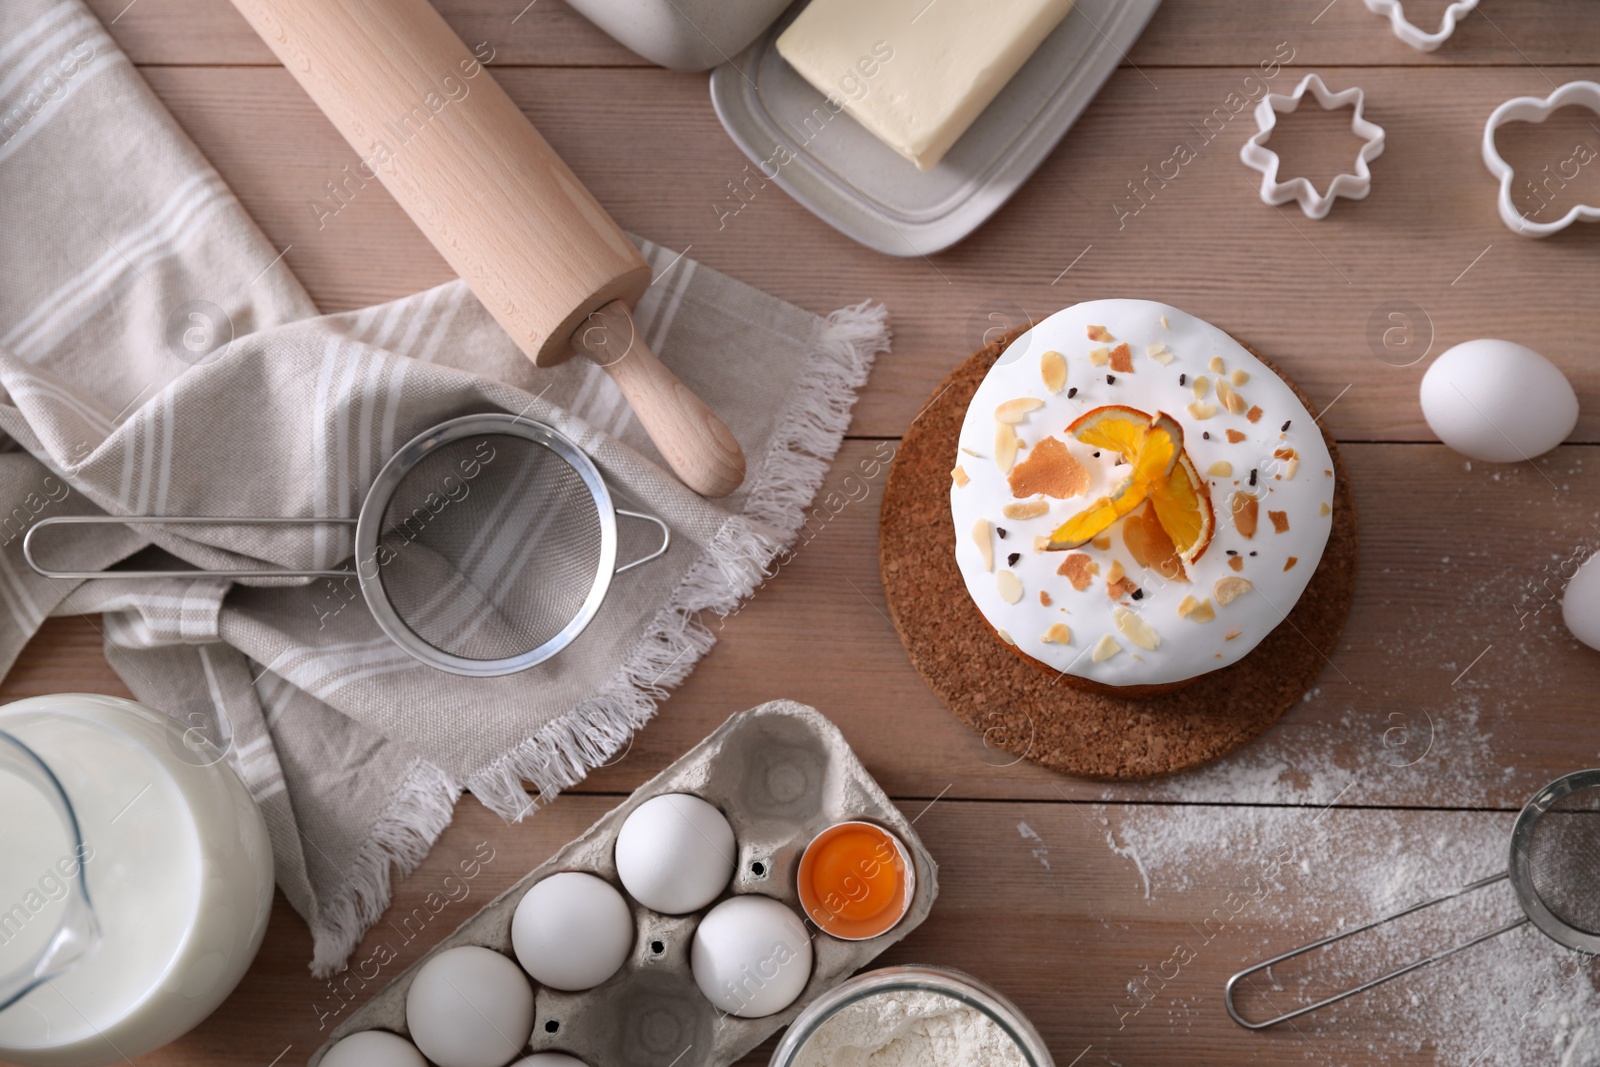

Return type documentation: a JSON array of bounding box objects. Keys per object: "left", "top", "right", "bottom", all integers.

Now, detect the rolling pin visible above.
[{"left": 228, "top": 0, "right": 746, "bottom": 497}]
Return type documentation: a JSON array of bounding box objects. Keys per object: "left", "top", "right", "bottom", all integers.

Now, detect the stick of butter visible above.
[{"left": 776, "top": 0, "right": 1076, "bottom": 171}]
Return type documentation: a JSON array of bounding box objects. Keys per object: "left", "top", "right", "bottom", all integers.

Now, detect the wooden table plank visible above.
[
  {"left": 84, "top": 0, "right": 642, "bottom": 68},
  {"left": 136, "top": 793, "right": 1600, "bottom": 1067},
  {"left": 136, "top": 64, "right": 1600, "bottom": 446},
  {"left": 13, "top": 439, "right": 1600, "bottom": 813},
  {"left": 88, "top": 0, "right": 1600, "bottom": 69},
  {"left": 9, "top": 4, "right": 1600, "bottom": 1064}
]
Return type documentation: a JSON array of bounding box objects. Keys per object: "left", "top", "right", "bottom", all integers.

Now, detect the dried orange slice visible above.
[
  {"left": 1149, "top": 451, "right": 1215, "bottom": 564},
  {"left": 1133, "top": 413, "right": 1182, "bottom": 483},
  {"left": 1068, "top": 404, "right": 1152, "bottom": 461},
  {"left": 1048, "top": 480, "right": 1144, "bottom": 547},
  {"left": 1049, "top": 413, "right": 1183, "bottom": 548}
]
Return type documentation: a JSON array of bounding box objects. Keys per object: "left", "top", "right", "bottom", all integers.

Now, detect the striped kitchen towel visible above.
[{"left": 0, "top": 0, "right": 889, "bottom": 976}]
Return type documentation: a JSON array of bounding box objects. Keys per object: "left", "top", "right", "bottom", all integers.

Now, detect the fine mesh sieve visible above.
[
  {"left": 23, "top": 414, "right": 669, "bottom": 677},
  {"left": 1226, "top": 768, "right": 1600, "bottom": 1029}
]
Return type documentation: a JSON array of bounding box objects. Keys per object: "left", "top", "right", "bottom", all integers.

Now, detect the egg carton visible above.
[{"left": 310, "top": 700, "right": 939, "bottom": 1067}]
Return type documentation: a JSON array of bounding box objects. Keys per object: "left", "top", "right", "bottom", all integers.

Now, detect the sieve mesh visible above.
[
  {"left": 370, "top": 432, "right": 604, "bottom": 662},
  {"left": 1521, "top": 784, "right": 1600, "bottom": 936}
]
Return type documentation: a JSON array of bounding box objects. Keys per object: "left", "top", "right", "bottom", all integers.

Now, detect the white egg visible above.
[
  {"left": 405, "top": 946, "right": 535, "bottom": 1067},
  {"left": 1563, "top": 554, "right": 1600, "bottom": 650},
  {"left": 509, "top": 1057, "right": 589, "bottom": 1066},
  {"left": 690, "top": 895, "right": 813, "bottom": 1018},
  {"left": 511, "top": 871, "right": 634, "bottom": 991},
  {"left": 321, "top": 1031, "right": 429, "bottom": 1067},
  {"left": 614, "top": 793, "right": 736, "bottom": 914},
  {"left": 1419, "top": 339, "right": 1577, "bottom": 462}
]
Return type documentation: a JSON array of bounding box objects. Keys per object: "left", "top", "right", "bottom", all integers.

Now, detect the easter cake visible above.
[{"left": 949, "top": 300, "right": 1336, "bottom": 695}]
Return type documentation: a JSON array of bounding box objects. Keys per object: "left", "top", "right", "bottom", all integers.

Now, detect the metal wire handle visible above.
[
  {"left": 22, "top": 510, "right": 670, "bottom": 581},
  {"left": 1223, "top": 871, "right": 1528, "bottom": 1029}
]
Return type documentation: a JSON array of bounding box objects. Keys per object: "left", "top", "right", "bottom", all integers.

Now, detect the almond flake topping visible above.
[
  {"left": 995, "top": 422, "right": 1019, "bottom": 474},
  {"left": 1207, "top": 461, "right": 1233, "bottom": 477},
  {"left": 1087, "top": 325, "right": 1115, "bottom": 342},
  {"left": 1113, "top": 605, "right": 1160, "bottom": 650},
  {"left": 996, "top": 397, "right": 1045, "bottom": 424},
  {"left": 1214, "top": 576, "right": 1253, "bottom": 605},
  {"left": 997, "top": 570, "right": 1024, "bottom": 604},
  {"left": 1088, "top": 346, "right": 1111, "bottom": 366},
  {"left": 1042, "top": 623, "right": 1072, "bottom": 645},
  {"left": 1041, "top": 350, "right": 1068, "bottom": 393},
  {"left": 1216, "top": 379, "right": 1248, "bottom": 415},
  {"left": 1188, "top": 401, "right": 1219, "bottom": 420},
  {"left": 1231, "top": 369, "right": 1250, "bottom": 386},
  {"left": 1091, "top": 634, "right": 1122, "bottom": 662},
  {"left": 1177, "top": 595, "right": 1216, "bottom": 622},
  {"left": 1208, "top": 356, "right": 1226, "bottom": 373},
  {"left": 1003, "top": 499, "right": 1049, "bottom": 519},
  {"left": 1192, "top": 375, "right": 1211, "bottom": 398},
  {"left": 973, "top": 519, "right": 994, "bottom": 571}
]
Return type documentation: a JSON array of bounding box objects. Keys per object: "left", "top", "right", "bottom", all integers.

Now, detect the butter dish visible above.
[{"left": 711, "top": 0, "right": 1163, "bottom": 256}]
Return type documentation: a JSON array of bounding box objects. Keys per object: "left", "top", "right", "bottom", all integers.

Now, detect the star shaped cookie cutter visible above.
[
  {"left": 1239, "top": 74, "right": 1386, "bottom": 220},
  {"left": 1363, "top": 0, "right": 1478, "bottom": 53},
  {"left": 1483, "top": 80, "right": 1600, "bottom": 238}
]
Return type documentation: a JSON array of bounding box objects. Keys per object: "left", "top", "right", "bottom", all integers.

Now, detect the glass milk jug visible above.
[{"left": 0, "top": 694, "right": 274, "bottom": 1066}]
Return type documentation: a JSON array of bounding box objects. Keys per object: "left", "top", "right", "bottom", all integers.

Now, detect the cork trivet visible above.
[{"left": 879, "top": 329, "right": 1357, "bottom": 780}]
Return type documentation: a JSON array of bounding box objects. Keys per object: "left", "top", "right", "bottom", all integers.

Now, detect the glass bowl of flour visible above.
[{"left": 770, "top": 965, "right": 1054, "bottom": 1066}]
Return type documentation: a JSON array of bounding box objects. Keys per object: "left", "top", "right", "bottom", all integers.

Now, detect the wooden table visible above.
[{"left": 12, "top": 1, "right": 1600, "bottom": 1063}]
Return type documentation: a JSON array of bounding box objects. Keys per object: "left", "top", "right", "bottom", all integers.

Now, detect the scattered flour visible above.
[
  {"left": 791, "top": 990, "right": 1027, "bottom": 1067},
  {"left": 1101, "top": 803, "right": 1600, "bottom": 1065}
]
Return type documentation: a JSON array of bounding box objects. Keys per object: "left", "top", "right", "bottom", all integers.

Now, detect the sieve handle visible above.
[
  {"left": 1224, "top": 871, "right": 1525, "bottom": 1029},
  {"left": 614, "top": 510, "right": 670, "bottom": 574},
  {"left": 23, "top": 515, "right": 357, "bottom": 580}
]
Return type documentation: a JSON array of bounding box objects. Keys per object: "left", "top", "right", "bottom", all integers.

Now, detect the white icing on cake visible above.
[{"left": 949, "top": 300, "right": 1336, "bottom": 688}]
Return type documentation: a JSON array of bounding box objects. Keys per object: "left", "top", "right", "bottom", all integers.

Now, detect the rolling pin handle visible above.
[{"left": 572, "top": 301, "right": 746, "bottom": 498}]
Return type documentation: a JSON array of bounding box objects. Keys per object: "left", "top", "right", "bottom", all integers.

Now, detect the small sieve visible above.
[
  {"left": 1226, "top": 768, "right": 1600, "bottom": 1029},
  {"left": 23, "top": 414, "right": 669, "bottom": 677}
]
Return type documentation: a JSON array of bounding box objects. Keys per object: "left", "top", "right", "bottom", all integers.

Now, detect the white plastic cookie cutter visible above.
[
  {"left": 1240, "top": 74, "right": 1386, "bottom": 220},
  {"left": 1363, "top": 0, "right": 1478, "bottom": 52},
  {"left": 1483, "top": 80, "right": 1600, "bottom": 238}
]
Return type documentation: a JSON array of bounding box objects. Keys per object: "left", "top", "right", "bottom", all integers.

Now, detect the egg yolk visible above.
[{"left": 804, "top": 825, "right": 903, "bottom": 927}]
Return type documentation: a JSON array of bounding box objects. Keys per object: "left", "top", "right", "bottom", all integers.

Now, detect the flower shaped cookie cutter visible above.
[
  {"left": 1483, "top": 80, "right": 1600, "bottom": 238},
  {"left": 1363, "top": 0, "right": 1478, "bottom": 52},
  {"left": 1239, "top": 74, "right": 1386, "bottom": 220}
]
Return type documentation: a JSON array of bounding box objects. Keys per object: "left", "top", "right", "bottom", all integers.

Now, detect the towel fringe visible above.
[
  {"left": 465, "top": 300, "right": 889, "bottom": 819},
  {"left": 309, "top": 759, "right": 461, "bottom": 977},
  {"left": 307, "top": 299, "right": 887, "bottom": 974}
]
